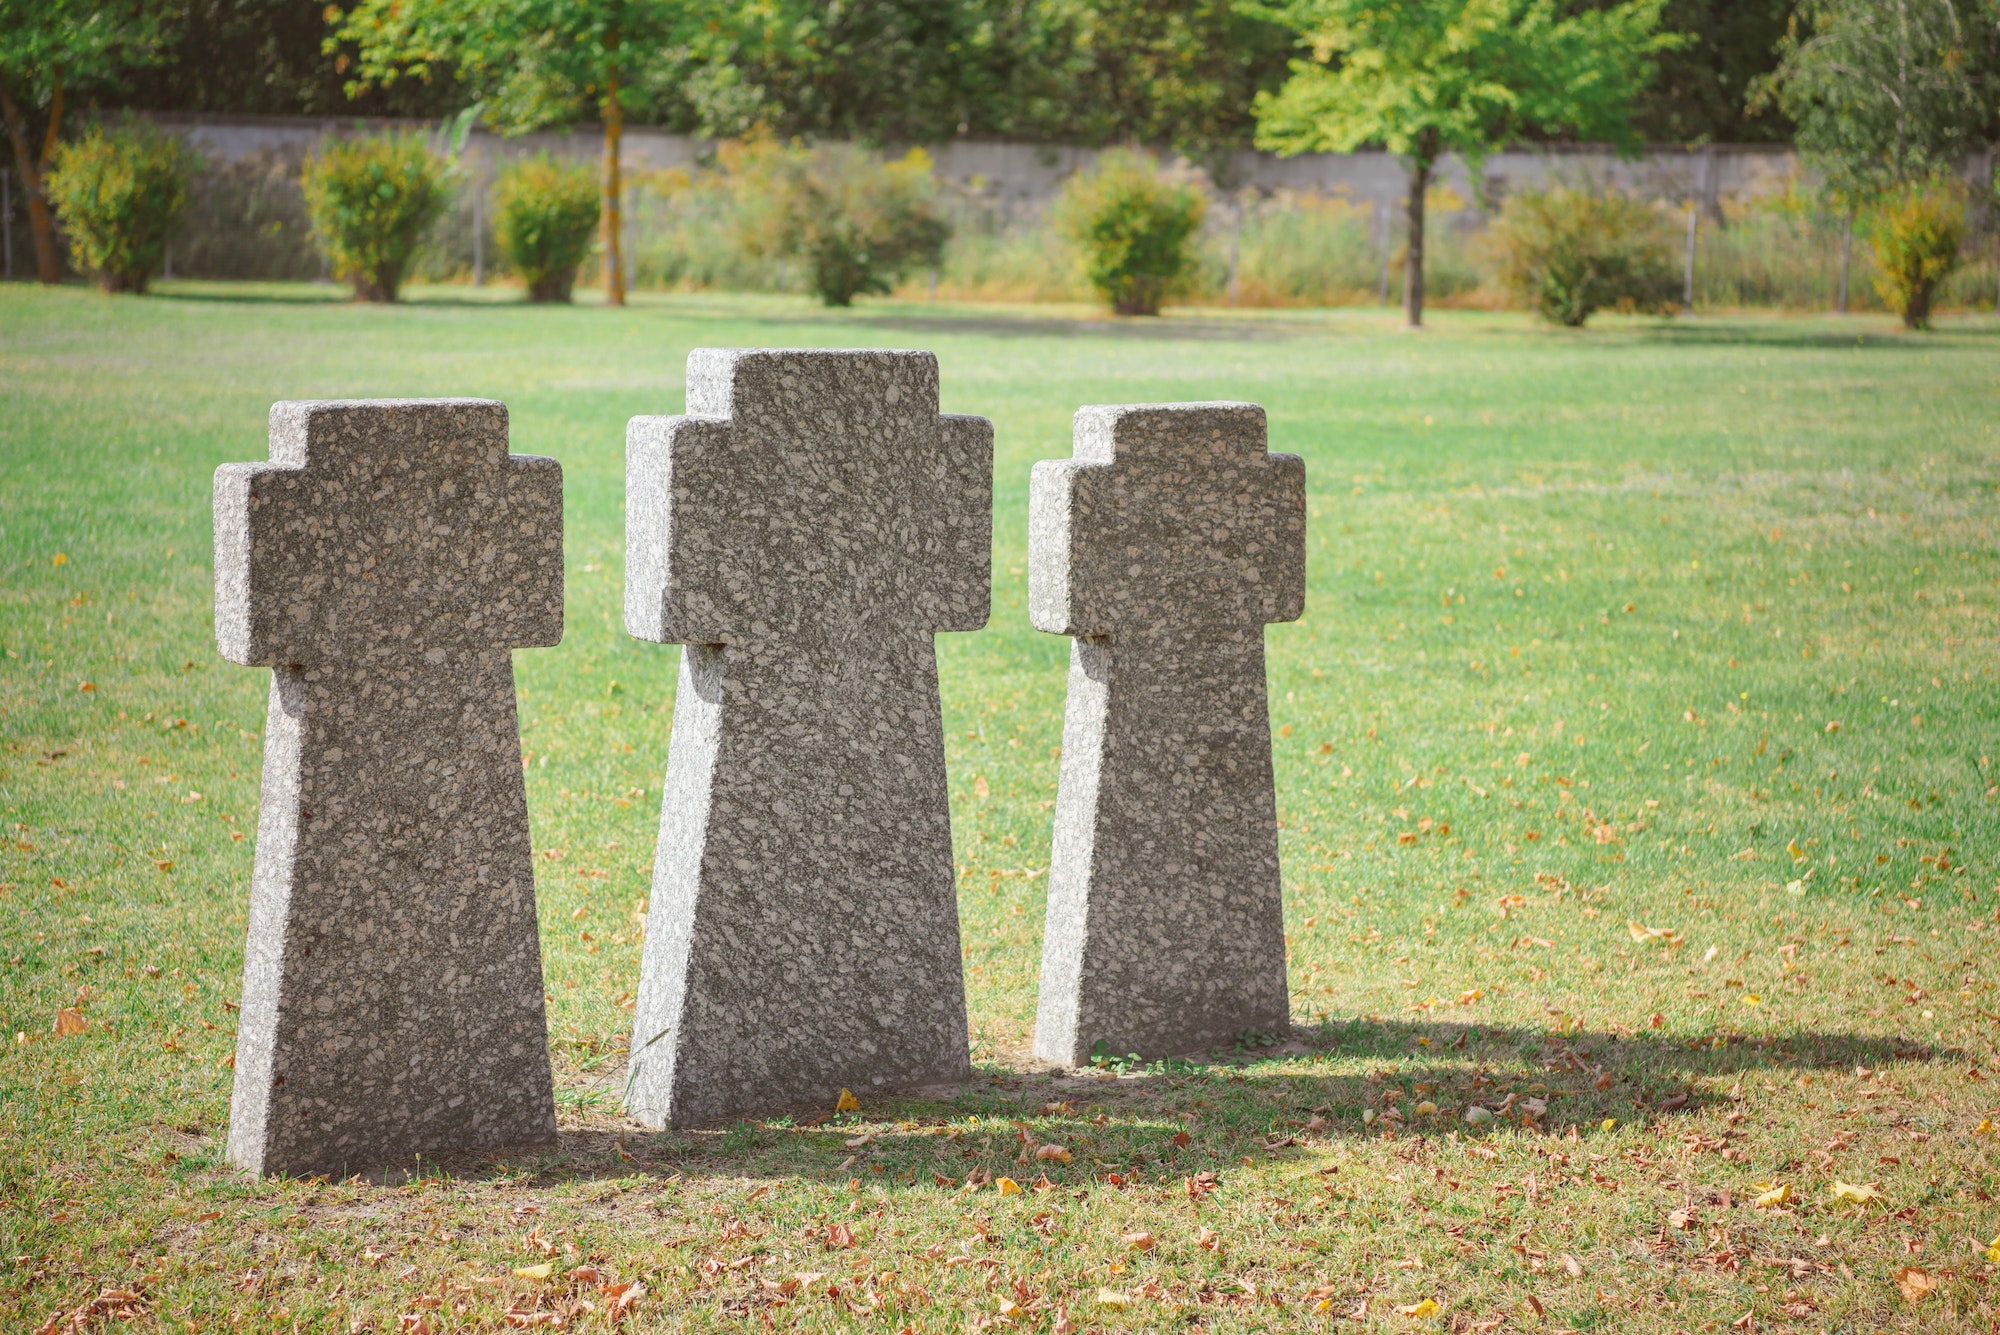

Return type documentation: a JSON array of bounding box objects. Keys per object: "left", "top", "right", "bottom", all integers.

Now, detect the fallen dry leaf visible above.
[
  {"left": 995, "top": 1177, "right": 1022, "bottom": 1196},
  {"left": 834, "top": 1088, "right": 859, "bottom": 1113},
  {"left": 512, "top": 1264, "right": 553, "bottom": 1282},
  {"left": 1560, "top": 1254, "right": 1583, "bottom": 1278},
  {"left": 1893, "top": 1266, "right": 1936, "bottom": 1304},
  {"left": 1035, "top": 1144, "right": 1072, "bottom": 1163},
  {"left": 1753, "top": 1182, "right": 1791, "bottom": 1209},
  {"left": 1096, "top": 1289, "right": 1131, "bottom": 1310},
  {"left": 1123, "top": 1231, "right": 1155, "bottom": 1252},
  {"left": 1195, "top": 1226, "right": 1220, "bottom": 1251},
  {"left": 1828, "top": 1180, "right": 1883, "bottom": 1206},
  {"left": 53, "top": 1008, "right": 85, "bottom": 1036},
  {"left": 602, "top": 1280, "right": 645, "bottom": 1317},
  {"left": 1397, "top": 1298, "right": 1439, "bottom": 1317}
]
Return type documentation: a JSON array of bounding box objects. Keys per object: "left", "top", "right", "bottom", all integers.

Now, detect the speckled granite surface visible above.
[
  {"left": 625, "top": 349, "right": 990, "bottom": 1127},
  {"left": 214, "top": 400, "right": 562, "bottom": 1177},
  {"left": 1028, "top": 403, "right": 1306, "bottom": 1067}
]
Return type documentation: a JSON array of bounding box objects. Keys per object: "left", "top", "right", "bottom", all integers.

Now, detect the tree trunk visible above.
[
  {"left": 1403, "top": 154, "right": 1429, "bottom": 329},
  {"left": 0, "top": 75, "right": 65, "bottom": 285},
  {"left": 601, "top": 53, "right": 625, "bottom": 308}
]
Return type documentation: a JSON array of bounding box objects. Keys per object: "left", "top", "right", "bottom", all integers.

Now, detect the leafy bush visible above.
[
  {"left": 493, "top": 154, "right": 601, "bottom": 302},
  {"left": 45, "top": 118, "right": 201, "bottom": 294},
  {"left": 301, "top": 134, "right": 450, "bottom": 302},
  {"left": 1868, "top": 181, "right": 1964, "bottom": 330},
  {"left": 1055, "top": 151, "right": 1207, "bottom": 316},
  {"left": 740, "top": 142, "right": 950, "bottom": 307},
  {"left": 1489, "top": 185, "right": 1679, "bottom": 326}
]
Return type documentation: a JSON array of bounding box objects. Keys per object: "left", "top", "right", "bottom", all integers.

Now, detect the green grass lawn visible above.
[{"left": 4, "top": 280, "right": 1999, "bottom": 1333}]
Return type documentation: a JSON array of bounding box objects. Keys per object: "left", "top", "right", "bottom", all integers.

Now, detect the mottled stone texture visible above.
[
  {"left": 625, "top": 349, "right": 991, "bottom": 1127},
  {"left": 214, "top": 400, "right": 562, "bottom": 1177},
  {"left": 1029, "top": 403, "right": 1306, "bottom": 1067}
]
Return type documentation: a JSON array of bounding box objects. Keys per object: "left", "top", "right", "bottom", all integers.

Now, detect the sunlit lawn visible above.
[{"left": 3, "top": 280, "right": 1999, "bottom": 1332}]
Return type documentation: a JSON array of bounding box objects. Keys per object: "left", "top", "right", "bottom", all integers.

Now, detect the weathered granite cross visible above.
[
  {"left": 213, "top": 399, "right": 563, "bottom": 1177},
  {"left": 624, "top": 349, "right": 991, "bottom": 1127},
  {"left": 1028, "top": 403, "right": 1306, "bottom": 1067}
]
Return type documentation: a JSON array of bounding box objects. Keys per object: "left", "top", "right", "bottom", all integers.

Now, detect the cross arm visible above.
[
  {"left": 213, "top": 459, "right": 303, "bottom": 666},
  {"left": 918, "top": 413, "right": 993, "bottom": 634},
  {"left": 624, "top": 413, "right": 742, "bottom": 645}
]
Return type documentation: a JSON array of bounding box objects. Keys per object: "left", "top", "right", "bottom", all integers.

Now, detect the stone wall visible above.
[{"left": 139, "top": 112, "right": 1805, "bottom": 284}]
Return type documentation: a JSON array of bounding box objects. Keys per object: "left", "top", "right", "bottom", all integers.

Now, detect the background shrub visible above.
[
  {"left": 493, "top": 154, "right": 601, "bottom": 302},
  {"left": 301, "top": 134, "right": 450, "bottom": 302},
  {"left": 1055, "top": 151, "right": 1207, "bottom": 316},
  {"left": 45, "top": 118, "right": 201, "bottom": 294},
  {"left": 1868, "top": 181, "right": 1965, "bottom": 330},
  {"left": 738, "top": 141, "right": 950, "bottom": 306},
  {"left": 1489, "top": 185, "right": 1680, "bottom": 326}
]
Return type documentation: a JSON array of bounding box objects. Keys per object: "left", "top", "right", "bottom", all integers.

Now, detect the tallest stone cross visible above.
[
  {"left": 214, "top": 399, "right": 563, "bottom": 1177},
  {"left": 1029, "top": 402, "right": 1306, "bottom": 1066},
  {"left": 624, "top": 349, "right": 992, "bottom": 1127}
]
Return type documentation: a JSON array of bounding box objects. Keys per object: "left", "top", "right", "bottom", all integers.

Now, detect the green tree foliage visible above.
[
  {"left": 735, "top": 141, "right": 950, "bottom": 306},
  {"left": 1251, "top": 0, "right": 1677, "bottom": 327},
  {"left": 44, "top": 115, "right": 199, "bottom": 293},
  {"left": 1867, "top": 179, "right": 1967, "bottom": 328},
  {"left": 0, "top": 0, "right": 164, "bottom": 283},
  {"left": 708, "top": 0, "right": 1291, "bottom": 152},
  {"left": 332, "top": 0, "right": 712, "bottom": 306},
  {"left": 1055, "top": 149, "right": 1207, "bottom": 315},
  {"left": 1489, "top": 184, "right": 1680, "bottom": 325},
  {"left": 300, "top": 133, "right": 450, "bottom": 302},
  {"left": 117, "top": 0, "right": 463, "bottom": 119},
  {"left": 1628, "top": 0, "right": 1795, "bottom": 143},
  {"left": 1754, "top": 0, "right": 2000, "bottom": 200},
  {"left": 492, "top": 152, "right": 600, "bottom": 302}
]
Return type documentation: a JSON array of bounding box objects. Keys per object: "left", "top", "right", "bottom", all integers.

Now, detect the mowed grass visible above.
[{"left": 3, "top": 280, "right": 1999, "bottom": 1333}]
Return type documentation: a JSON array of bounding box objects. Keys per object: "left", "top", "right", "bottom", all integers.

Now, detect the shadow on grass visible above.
[
  {"left": 352, "top": 1017, "right": 1944, "bottom": 1190},
  {"left": 1630, "top": 318, "right": 2000, "bottom": 352},
  {"left": 148, "top": 282, "right": 539, "bottom": 309}
]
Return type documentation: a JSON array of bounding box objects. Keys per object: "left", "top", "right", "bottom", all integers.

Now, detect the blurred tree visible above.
[
  {"left": 1753, "top": 0, "right": 2000, "bottom": 198},
  {"left": 1627, "top": 0, "right": 1795, "bottom": 142},
  {"left": 334, "top": 0, "right": 718, "bottom": 305},
  {"left": 0, "top": 0, "right": 165, "bottom": 282},
  {"left": 1252, "top": 0, "right": 1679, "bottom": 328},
  {"left": 679, "top": 0, "right": 1293, "bottom": 155},
  {"left": 117, "top": 0, "right": 463, "bottom": 118}
]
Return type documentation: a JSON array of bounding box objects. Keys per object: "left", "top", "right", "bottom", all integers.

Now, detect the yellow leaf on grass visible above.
[
  {"left": 1627, "top": 921, "right": 1677, "bottom": 945},
  {"left": 1893, "top": 1266, "right": 1936, "bottom": 1304},
  {"left": 1035, "top": 1144, "right": 1072, "bottom": 1163},
  {"left": 1414, "top": 1101, "right": 1438, "bottom": 1117},
  {"left": 1975, "top": 1118, "right": 1995, "bottom": 1136},
  {"left": 1123, "top": 1232, "right": 1154, "bottom": 1251},
  {"left": 1396, "top": 1298, "right": 1438, "bottom": 1318},
  {"left": 512, "top": 1264, "right": 553, "bottom": 1281},
  {"left": 1600, "top": 1119, "right": 1617, "bottom": 1132},
  {"left": 1752, "top": 1182, "right": 1790, "bottom": 1209},
  {"left": 1097, "top": 1289, "right": 1131, "bottom": 1309},
  {"left": 1985, "top": 1236, "right": 2000, "bottom": 1263},
  {"left": 1828, "top": 1180, "right": 1883, "bottom": 1206},
  {"left": 53, "top": 1008, "right": 86, "bottom": 1036},
  {"left": 834, "top": 1088, "right": 859, "bottom": 1113},
  {"left": 995, "top": 1177, "right": 1021, "bottom": 1196}
]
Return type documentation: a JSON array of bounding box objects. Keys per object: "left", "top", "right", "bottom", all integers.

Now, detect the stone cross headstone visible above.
[
  {"left": 1028, "top": 403, "right": 1305, "bottom": 1067},
  {"left": 624, "top": 349, "right": 991, "bottom": 1127},
  {"left": 213, "top": 399, "right": 563, "bottom": 1177}
]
